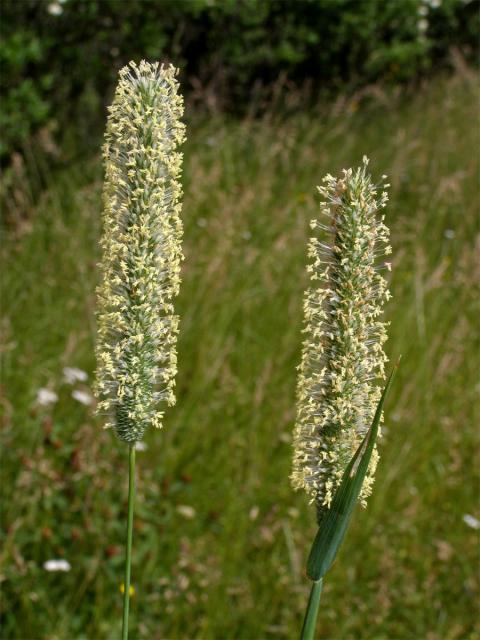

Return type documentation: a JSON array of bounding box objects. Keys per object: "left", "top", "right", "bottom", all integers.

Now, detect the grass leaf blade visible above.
[{"left": 306, "top": 361, "right": 399, "bottom": 581}]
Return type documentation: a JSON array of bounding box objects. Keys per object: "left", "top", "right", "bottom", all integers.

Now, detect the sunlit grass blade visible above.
[{"left": 306, "top": 360, "right": 399, "bottom": 581}]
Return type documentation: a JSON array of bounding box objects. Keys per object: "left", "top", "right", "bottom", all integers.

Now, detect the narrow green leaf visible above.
[{"left": 306, "top": 361, "right": 399, "bottom": 581}]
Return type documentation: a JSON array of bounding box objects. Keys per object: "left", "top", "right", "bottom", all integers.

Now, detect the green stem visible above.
[
  {"left": 122, "top": 444, "right": 136, "bottom": 640},
  {"left": 300, "top": 579, "right": 323, "bottom": 640}
]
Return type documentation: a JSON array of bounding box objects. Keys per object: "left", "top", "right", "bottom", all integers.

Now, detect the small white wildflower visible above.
[
  {"left": 418, "top": 18, "right": 429, "bottom": 32},
  {"left": 47, "top": 2, "right": 63, "bottom": 15},
  {"left": 177, "top": 573, "right": 190, "bottom": 591},
  {"left": 37, "top": 388, "right": 58, "bottom": 406},
  {"left": 63, "top": 367, "right": 88, "bottom": 384},
  {"left": 249, "top": 506, "right": 260, "bottom": 521},
  {"left": 43, "top": 559, "right": 71, "bottom": 572},
  {"left": 444, "top": 229, "right": 455, "bottom": 239},
  {"left": 134, "top": 441, "right": 148, "bottom": 452},
  {"left": 292, "top": 157, "right": 391, "bottom": 514},
  {"left": 463, "top": 514, "right": 480, "bottom": 530},
  {"left": 72, "top": 390, "right": 93, "bottom": 406},
  {"left": 94, "top": 61, "right": 185, "bottom": 443},
  {"left": 176, "top": 505, "right": 196, "bottom": 519}
]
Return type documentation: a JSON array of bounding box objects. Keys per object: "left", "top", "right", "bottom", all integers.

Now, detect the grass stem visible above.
[
  {"left": 300, "top": 579, "right": 323, "bottom": 640},
  {"left": 122, "top": 444, "right": 136, "bottom": 640}
]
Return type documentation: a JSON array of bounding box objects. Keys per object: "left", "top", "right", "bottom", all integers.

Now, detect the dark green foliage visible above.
[{"left": 1, "top": 0, "right": 478, "bottom": 159}]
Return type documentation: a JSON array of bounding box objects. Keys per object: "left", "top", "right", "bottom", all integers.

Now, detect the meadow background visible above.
[{"left": 1, "top": 1, "right": 479, "bottom": 639}]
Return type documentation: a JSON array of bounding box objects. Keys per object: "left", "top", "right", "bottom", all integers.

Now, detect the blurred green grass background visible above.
[{"left": 1, "top": 72, "right": 479, "bottom": 639}]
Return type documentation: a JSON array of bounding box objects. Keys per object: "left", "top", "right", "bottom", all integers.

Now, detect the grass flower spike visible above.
[
  {"left": 292, "top": 157, "right": 391, "bottom": 514},
  {"left": 95, "top": 60, "right": 185, "bottom": 443},
  {"left": 293, "top": 158, "right": 395, "bottom": 640},
  {"left": 94, "top": 60, "right": 185, "bottom": 640}
]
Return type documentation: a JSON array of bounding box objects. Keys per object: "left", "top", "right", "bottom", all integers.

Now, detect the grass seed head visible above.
[
  {"left": 291, "top": 157, "right": 391, "bottom": 512},
  {"left": 94, "top": 60, "right": 185, "bottom": 443}
]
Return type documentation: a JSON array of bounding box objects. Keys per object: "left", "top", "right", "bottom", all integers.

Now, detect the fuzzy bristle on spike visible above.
[
  {"left": 291, "top": 157, "right": 392, "bottom": 513},
  {"left": 94, "top": 61, "right": 185, "bottom": 443}
]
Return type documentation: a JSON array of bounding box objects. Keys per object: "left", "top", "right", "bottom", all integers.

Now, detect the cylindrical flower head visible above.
[
  {"left": 94, "top": 61, "right": 185, "bottom": 443},
  {"left": 292, "top": 157, "right": 392, "bottom": 512}
]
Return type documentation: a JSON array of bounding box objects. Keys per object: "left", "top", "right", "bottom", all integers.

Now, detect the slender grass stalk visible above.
[
  {"left": 122, "top": 445, "right": 135, "bottom": 640},
  {"left": 300, "top": 580, "right": 323, "bottom": 640}
]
